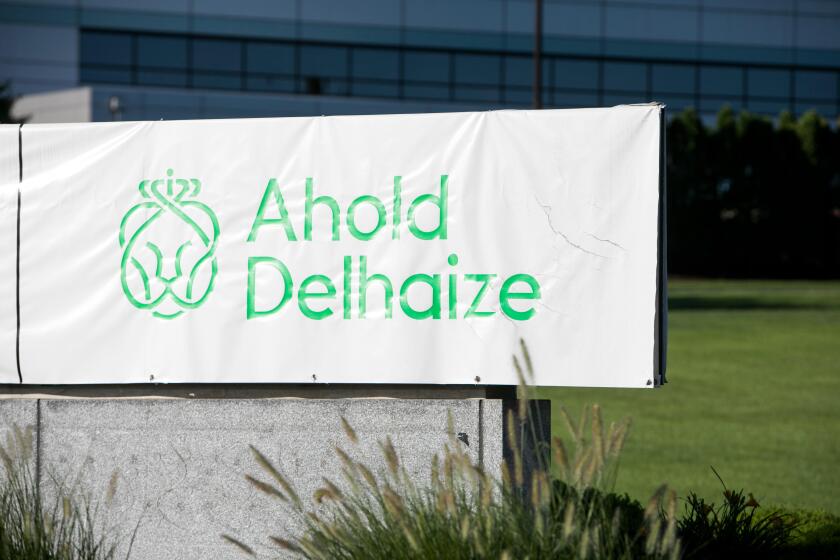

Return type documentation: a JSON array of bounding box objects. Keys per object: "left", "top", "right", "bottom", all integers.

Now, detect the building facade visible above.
[{"left": 2, "top": 0, "right": 839, "bottom": 122}]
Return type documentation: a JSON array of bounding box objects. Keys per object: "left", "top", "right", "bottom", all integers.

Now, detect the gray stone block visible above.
[
  {"left": 38, "top": 398, "right": 491, "bottom": 560},
  {"left": 0, "top": 398, "right": 37, "bottom": 433}
]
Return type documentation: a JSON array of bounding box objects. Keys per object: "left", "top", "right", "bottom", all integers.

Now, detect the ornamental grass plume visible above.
[
  {"left": 226, "top": 340, "right": 681, "bottom": 559},
  {"left": 0, "top": 424, "right": 124, "bottom": 560}
]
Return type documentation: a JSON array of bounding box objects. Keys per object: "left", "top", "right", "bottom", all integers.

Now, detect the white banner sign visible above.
[{"left": 0, "top": 106, "right": 666, "bottom": 387}]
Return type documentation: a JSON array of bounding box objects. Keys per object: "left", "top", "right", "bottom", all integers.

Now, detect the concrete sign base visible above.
[{"left": 0, "top": 397, "right": 549, "bottom": 559}]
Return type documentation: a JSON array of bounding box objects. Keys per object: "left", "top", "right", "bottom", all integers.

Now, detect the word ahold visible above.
[{"left": 246, "top": 175, "right": 541, "bottom": 321}]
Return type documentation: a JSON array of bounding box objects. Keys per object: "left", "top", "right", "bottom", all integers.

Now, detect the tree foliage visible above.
[
  {"left": 667, "top": 106, "right": 840, "bottom": 277},
  {"left": 0, "top": 81, "right": 25, "bottom": 124}
]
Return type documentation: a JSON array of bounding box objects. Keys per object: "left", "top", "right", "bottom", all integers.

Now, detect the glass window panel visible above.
[
  {"left": 80, "top": 67, "right": 131, "bottom": 84},
  {"left": 604, "top": 62, "right": 647, "bottom": 93},
  {"left": 553, "top": 59, "right": 598, "bottom": 91},
  {"left": 300, "top": 45, "right": 348, "bottom": 79},
  {"left": 404, "top": 51, "right": 449, "bottom": 84},
  {"left": 320, "top": 79, "right": 350, "bottom": 96},
  {"left": 247, "top": 42, "right": 295, "bottom": 76},
  {"left": 80, "top": 32, "right": 132, "bottom": 67},
  {"left": 299, "top": 76, "right": 349, "bottom": 96},
  {"left": 795, "top": 71, "right": 837, "bottom": 101},
  {"left": 193, "top": 72, "right": 240, "bottom": 90},
  {"left": 455, "top": 54, "right": 500, "bottom": 86},
  {"left": 137, "top": 35, "right": 187, "bottom": 70},
  {"left": 246, "top": 76, "right": 296, "bottom": 93},
  {"left": 454, "top": 85, "right": 500, "bottom": 103},
  {"left": 748, "top": 68, "right": 790, "bottom": 99},
  {"left": 652, "top": 64, "right": 695, "bottom": 95},
  {"left": 700, "top": 66, "right": 742, "bottom": 96},
  {"left": 352, "top": 48, "right": 399, "bottom": 81},
  {"left": 137, "top": 70, "right": 187, "bottom": 87},
  {"left": 193, "top": 39, "right": 241, "bottom": 72},
  {"left": 351, "top": 82, "right": 399, "bottom": 98},
  {"left": 505, "top": 86, "right": 531, "bottom": 105},
  {"left": 504, "top": 56, "right": 532, "bottom": 87},
  {"left": 403, "top": 83, "right": 449, "bottom": 100}
]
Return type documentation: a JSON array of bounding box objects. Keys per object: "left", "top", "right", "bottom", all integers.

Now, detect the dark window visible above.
[
  {"left": 81, "top": 31, "right": 132, "bottom": 67},
  {"left": 404, "top": 51, "right": 449, "bottom": 84},
  {"left": 454, "top": 53, "right": 500, "bottom": 102},
  {"left": 353, "top": 48, "right": 399, "bottom": 81},
  {"left": 604, "top": 62, "right": 647, "bottom": 93},
  {"left": 246, "top": 75, "right": 296, "bottom": 93},
  {"left": 137, "top": 70, "right": 187, "bottom": 87},
  {"left": 795, "top": 70, "right": 837, "bottom": 101},
  {"left": 247, "top": 42, "right": 295, "bottom": 76},
  {"left": 455, "top": 54, "right": 500, "bottom": 86},
  {"left": 504, "top": 56, "right": 532, "bottom": 105},
  {"left": 700, "top": 66, "right": 742, "bottom": 96},
  {"left": 80, "top": 31, "right": 132, "bottom": 83},
  {"left": 300, "top": 45, "right": 347, "bottom": 78},
  {"left": 246, "top": 42, "right": 296, "bottom": 93},
  {"left": 137, "top": 35, "right": 187, "bottom": 69},
  {"left": 193, "top": 39, "right": 241, "bottom": 90},
  {"left": 193, "top": 39, "right": 240, "bottom": 71},
  {"left": 403, "top": 51, "right": 450, "bottom": 99},
  {"left": 553, "top": 59, "right": 599, "bottom": 92},
  {"left": 652, "top": 64, "right": 695, "bottom": 95},
  {"left": 505, "top": 87, "right": 532, "bottom": 105},
  {"left": 748, "top": 68, "right": 790, "bottom": 99},
  {"left": 80, "top": 67, "right": 133, "bottom": 84},
  {"left": 136, "top": 35, "right": 187, "bottom": 87},
  {"left": 300, "top": 45, "right": 348, "bottom": 95},
  {"left": 351, "top": 48, "right": 400, "bottom": 98},
  {"left": 504, "top": 56, "right": 531, "bottom": 87}
]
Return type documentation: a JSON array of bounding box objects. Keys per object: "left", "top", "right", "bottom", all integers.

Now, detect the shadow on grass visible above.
[{"left": 668, "top": 296, "right": 834, "bottom": 311}]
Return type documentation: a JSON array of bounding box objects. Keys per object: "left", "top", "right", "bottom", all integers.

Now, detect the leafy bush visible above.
[
  {"left": 0, "top": 424, "right": 121, "bottom": 560},
  {"left": 677, "top": 468, "right": 796, "bottom": 559},
  {"left": 778, "top": 509, "right": 840, "bottom": 560}
]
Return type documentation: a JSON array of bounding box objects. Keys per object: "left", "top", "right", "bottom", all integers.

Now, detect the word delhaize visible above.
[{"left": 245, "top": 175, "right": 541, "bottom": 321}]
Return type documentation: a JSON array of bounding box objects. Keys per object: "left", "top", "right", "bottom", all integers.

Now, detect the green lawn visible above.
[{"left": 541, "top": 279, "right": 840, "bottom": 514}]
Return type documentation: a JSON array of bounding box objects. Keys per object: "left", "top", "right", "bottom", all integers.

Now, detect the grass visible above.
[{"left": 542, "top": 279, "right": 840, "bottom": 515}]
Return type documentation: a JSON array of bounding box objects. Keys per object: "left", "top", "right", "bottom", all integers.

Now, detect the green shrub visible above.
[
  {"left": 0, "top": 424, "right": 121, "bottom": 560},
  {"left": 777, "top": 509, "right": 840, "bottom": 560},
  {"left": 677, "top": 468, "right": 796, "bottom": 559}
]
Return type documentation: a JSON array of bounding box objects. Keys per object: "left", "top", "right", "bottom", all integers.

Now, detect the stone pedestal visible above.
[{"left": 0, "top": 389, "right": 549, "bottom": 559}]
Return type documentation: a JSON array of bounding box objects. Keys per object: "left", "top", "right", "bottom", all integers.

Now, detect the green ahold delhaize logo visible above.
[{"left": 119, "top": 169, "right": 219, "bottom": 319}]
